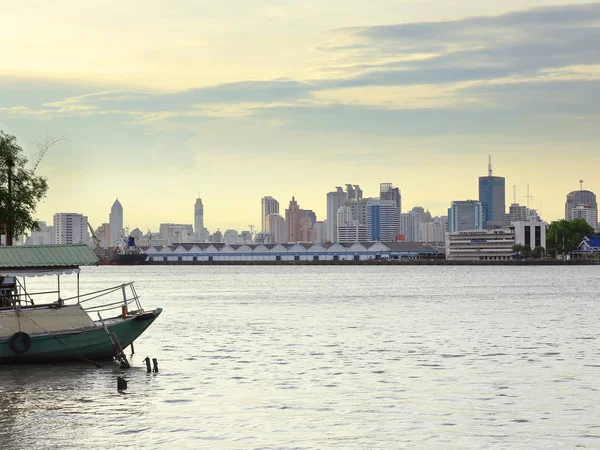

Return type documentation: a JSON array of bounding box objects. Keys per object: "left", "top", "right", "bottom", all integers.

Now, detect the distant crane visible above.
[{"left": 87, "top": 223, "right": 101, "bottom": 249}]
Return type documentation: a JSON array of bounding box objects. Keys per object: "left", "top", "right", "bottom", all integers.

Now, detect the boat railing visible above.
[{"left": 8, "top": 282, "right": 144, "bottom": 316}]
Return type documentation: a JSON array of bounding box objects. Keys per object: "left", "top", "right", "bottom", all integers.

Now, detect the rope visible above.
[{"left": 16, "top": 307, "right": 103, "bottom": 368}]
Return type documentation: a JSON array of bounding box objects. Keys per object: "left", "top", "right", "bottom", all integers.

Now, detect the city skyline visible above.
[{"left": 2, "top": 1, "right": 599, "bottom": 231}]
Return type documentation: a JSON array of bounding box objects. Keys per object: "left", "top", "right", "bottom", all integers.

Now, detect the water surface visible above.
[{"left": 1, "top": 266, "right": 599, "bottom": 448}]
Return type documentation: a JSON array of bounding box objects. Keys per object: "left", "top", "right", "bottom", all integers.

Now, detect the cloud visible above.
[{"left": 2, "top": 2, "right": 600, "bottom": 127}]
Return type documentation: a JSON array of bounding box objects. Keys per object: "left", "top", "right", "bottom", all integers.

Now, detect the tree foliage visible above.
[
  {"left": 0, "top": 131, "right": 49, "bottom": 244},
  {"left": 546, "top": 219, "right": 595, "bottom": 257}
]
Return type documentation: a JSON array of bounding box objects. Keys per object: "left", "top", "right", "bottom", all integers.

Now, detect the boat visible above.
[
  {"left": 98, "top": 236, "right": 148, "bottom": 265},
  {"left": 0, "top": 244, "right": 161, "bottom": 364}
]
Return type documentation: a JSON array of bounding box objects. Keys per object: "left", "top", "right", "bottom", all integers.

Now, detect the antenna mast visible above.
[
  {"left": 488, "top": 155, "right": 493, "bottom": 177},
  {"left": 579, "top": 179, "right": 584, "bottom": 191},
  {"left": 513, "top": 185, "right": 516, "bottom": 204},
  {"left": 523, "top": 183, "right": 534, "bottom": 209}
]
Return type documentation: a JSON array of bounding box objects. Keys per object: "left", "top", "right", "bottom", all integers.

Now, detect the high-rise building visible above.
[
  {"left": 109, "top": 199, "right": 123, "bottom": 246},
  {"left": 326, "top": 187, "right": 346, "bottom": 243},
  {"left": 300, "top": 215, "right": 317, "bottom": 243},
  {"left": 54, "top": 213, "right": 89, "bottom": 244},
  {"left": 479, "top": 157, "right": 506, "bottom": 228},
  {"left": 315, "top": 221, "right": 327, "bottom": 243},
  {"left": 420, "top": 216, "right": 448, "bottom": 245},
  {"left": 337, "top": 206, "right": 353, "bottom": 227},
  {"left": 345, "top": 184, "right": 363, "bottom": 201},
  {"left": 448, "top": 200, "right": 483, "bottom": 232},
  {"left": 261, "top": 196, "right": 279, "bottom": 231},
  {"left": 367, "top": 199, "right": 399, "bottom": 242},
  {"left": 266, "top": 213, "right": 286, "bottom": 243},
  {"left": 380, "top": 183, "right": 401, "bottom": 211},
  {"left": 410, "top": 206, "right": 432, "bottom": 223},
  {"left": 399, "top": 212, "right": 421, "bottom": 242},
  {"left": 337, "top": 224, "right": 368, "bottom": 243},
  {"left": 565, "top": 185, "right": 598, "bottom": 231},
  {"left": 285, "top": 197, "right": 302, "bottom": 243},
  {"left": 24, "top": 221, "right": 54, "bottom": 245},
  {"left": 194, "top": 198, "right": 204, "bottom": 233}
]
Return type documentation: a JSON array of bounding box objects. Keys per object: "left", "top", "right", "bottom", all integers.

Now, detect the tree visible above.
[
  {"left": 546, "top": 219, "right": 595, "bottom": 258},
  {"left": 521, "top": 244, "right": 532, "bottom": 258},
  {"left": 531, "top": 246, "right": 545, "bottom": 259},
  {"left": 0, "top": 131, "right": 58, "bottom": 245}
]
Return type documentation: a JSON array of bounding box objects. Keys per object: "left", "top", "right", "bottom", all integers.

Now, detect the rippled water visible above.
[{"left": 1, "top": 266, "right": 600, "bottom": 449}]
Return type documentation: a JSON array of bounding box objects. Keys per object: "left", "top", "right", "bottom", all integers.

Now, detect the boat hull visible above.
[{"left": 0, "top": 308, "right": 162, "bottom": 364}]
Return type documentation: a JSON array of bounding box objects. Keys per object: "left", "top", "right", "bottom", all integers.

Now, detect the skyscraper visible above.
[
  {"left": 261, "top": 196, "right": 279, "bottom": 231},
  {"left": 565, "top": 184, "right": 598, "bottom": 231},
  {"left": 266, "top": 213, "right": 286, "bottom": 243},
  {"left": 54, "top": 213, "right": 89, "bottom": 244},
  {"left": 399, "top": 211, "right": 421, "bottom": 242},
  {"left": 285, "top": 197, "right": 302, "bottom": 243},
  {"left": 326, "top": 187, "right": 346, "bottom": 243},
  {"left": 478, "top": 157, "right": 506, "bottom": 228},
  {"left": 109, "top": 199, "right": 123, "bottom": 246},
  {"left": 448, "top": 200, "right": 483, "bottom": 232},
  {"left": 380, "top": 183, "right": 401, "bottom": 212},
  {"left": 367, "top": 199, "right": 400, "bottom": 242},
  {"left": 194, "top": 198, "right": 204, "bottom": 233}
]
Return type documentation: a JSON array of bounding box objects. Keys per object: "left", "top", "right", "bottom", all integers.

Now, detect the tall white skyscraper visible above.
[
  {"left": 261, "top": 196, "right": 279, "bottom": 231},
  {"left": 399, "top": 211, "right": 421, "bottom": 242},
  {"left": 194, "top": 198, "right": 204, "bottom": 233},
  {"left": 109, "top": 199, "right": 123, "bottom": 246},
  {"left": 53, "top": 213, "right": 89, "bottom": 244}
]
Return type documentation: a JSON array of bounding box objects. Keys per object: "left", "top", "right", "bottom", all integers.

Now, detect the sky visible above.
[{"left": 1, "top": 0, "right": 599, "bottom": 233}]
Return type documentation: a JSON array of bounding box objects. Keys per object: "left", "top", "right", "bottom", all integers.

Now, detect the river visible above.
[{"left": 1, "top": 266, "right": 599, "bottom": 449}]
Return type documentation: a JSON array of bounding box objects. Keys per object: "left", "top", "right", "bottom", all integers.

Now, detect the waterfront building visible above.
[
  {"left": 367, "top": 199, "right": 400, "bottom": 242},
  {"left": 571, "top": 236, "right": 600, "bottom": 259},
  {"left": 399, "top": 211, "right": 421, "bottom": 242},
  {"left": 448, "top": 200, "right": 483, "bottom": 232},
  {"left": 337, "top": 224, "right": 368, "bottom": 243},
  {"left": 285, "top": 197, "right": 302, "bottom": 243},
  {"left": 511, "top": 220, "right": 548, "bottom": 249},
  {"left": 24, "top": 221, "right": 54, "bottom": 245},
  {"left": 109, "top": 199, "right": 123, "bottom": 246},
  {"left": 261, "top": 196, "right": 279, "bottom": 231},
  {"left": 143, "top": 241, "right": 444, "bottom": 262},
  {"left": 446, "top": 229, "right": 515, "bottom": 261},
  {"left": 266, "top": 213, "right": 286, "bottom": 243},
  {"left": 194, "top": 198, "right": 204, "bottom": 234},
  {"left": 479, "top": 158, "right": 506, "bottom": 228},
  {"left": 53, "top": 213, "right": 89, "bottom": 245}
]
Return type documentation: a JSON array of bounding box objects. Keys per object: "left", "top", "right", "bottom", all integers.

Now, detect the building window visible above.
[
  {"left": 525, "top": 226, "right": 531, "bottom": 247},
  {"left": 535, "top": 226, "right": 541, "bottom": 248}
]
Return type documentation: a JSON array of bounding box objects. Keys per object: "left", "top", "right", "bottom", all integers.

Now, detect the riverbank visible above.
[{"left": 144, "top": 259, "right": 597, "bottom": 266}]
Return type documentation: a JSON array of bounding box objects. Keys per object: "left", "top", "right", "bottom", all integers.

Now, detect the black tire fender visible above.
[{"left": 9, "top": 331, "right": 31, "bottom": 354}]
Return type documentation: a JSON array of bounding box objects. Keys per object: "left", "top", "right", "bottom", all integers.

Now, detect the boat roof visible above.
[{"left": 0, "top": 244, "right": 98, "bottom": 276}]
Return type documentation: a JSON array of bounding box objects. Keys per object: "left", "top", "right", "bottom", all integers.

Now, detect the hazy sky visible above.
[{"left": 1, "top": 1, "right": 599, "bottom": 232}]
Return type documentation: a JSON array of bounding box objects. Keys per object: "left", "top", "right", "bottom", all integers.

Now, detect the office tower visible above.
[
  {"left": 399, "top": 211, "right": 421, "bottom": 242},
  {"left": 302, "top": 210, "right": 317, "bottom": 227},
  {"left": 285, "top": 197, "right": 302, "bottom": 243},
  {"left": 380, "top": 183, "right": 401, "bottom": 211},
  {"left": 367, "top": 199, "right": 400, "bottom": 242},
  {"left": 565, "top": 183, "right": 598, "bottom": 231},
  {"left": 109, "top": 199, "right": 123, "bottom": 246},
  {"left": 315, "top": 221, "right": 327, "bottom": 243},
  {"left": 261, "top": 196, "right": 279, "bottom": 231},
  {"left": 194, "top": 198, "right": 204, "bottom": 233},
  {"left": 53, "top": 213, "right": 89, "bottom": 244},
  {"left": 327, "top": 187, "right": 346, "bottom": 243},
  {"left": 479, "top": 157, "right": 506, "bottom": 228},
  {"left": 266, "top": 213, "right": 286, "bottom": 243},
  {"left": 420, "top": 216, "right": 448, "bottom": 245},
  {"left": 448, "top": 200, "right": 483, "bottom": 232}
]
